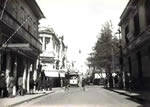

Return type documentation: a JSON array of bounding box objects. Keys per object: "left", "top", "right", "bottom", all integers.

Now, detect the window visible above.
[
  {"left": 45, "top": 37, "right": 50, "bottom": 45},
  {"left": 134, "top": 13, "right": 140, "bottom": 36},
  {"left": 125, "top": 25, "right": 129, "bottom": 44},
  {"left": 45, "top": 37, "right": 50, "bottom": 50},
  {"left": 145, "top": 0, "right": 150, "bottom": 26}
]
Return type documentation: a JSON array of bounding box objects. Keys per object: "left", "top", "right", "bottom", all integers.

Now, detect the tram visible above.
[{"left": 69, "top": 72, "right": 79, "bottom": 87}]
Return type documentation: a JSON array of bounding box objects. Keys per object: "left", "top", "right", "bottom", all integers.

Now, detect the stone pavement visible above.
[
  {"left": 109, "top": 88, "right": 150, "bottom": 103},
  {"left": 0, "top": 88, "right": 64, "bottom": 107}
]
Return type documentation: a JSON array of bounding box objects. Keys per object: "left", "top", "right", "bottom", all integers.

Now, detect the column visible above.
[
  {"left": 43, "top": 37, "right": 45, "bottom": 51},
  {"left": 33, "top": 61, "right": 37, "bottom": 92},
  {"left": 0, "top": 52, "right": 1, "bottom": 72},
  {"left": 27, "top": 62, "right": 32, "bottom": 93},
  {"left": 13, "top": 57, "right": 17, "bottom": 96},
  {"left": 5, "top": 53, "right": 11, "bottom": 90},
  {"left": 23, "top": 59, "right": 27, "bottom": 90}
]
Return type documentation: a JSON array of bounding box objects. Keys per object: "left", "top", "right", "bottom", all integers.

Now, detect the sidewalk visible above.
[
  {"left": 108, "top": 88, "right": 150, "bottom": 102},
  {"left": 0, "top": 90, "right": 55, "bottom": 107}
]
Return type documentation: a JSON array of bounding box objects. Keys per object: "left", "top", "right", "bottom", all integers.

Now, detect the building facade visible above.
[
  {"left": 119, "top": 0, "right": 150, "bottom": 89},
  {"left": 39, "top": 26, "right": 67, "bottom": 87},
  {"left": 39, "top": 27, "right": 60, "bottom": 70},
  {"left": 0, "top": 0, "right": 44, "bottom": 96}
]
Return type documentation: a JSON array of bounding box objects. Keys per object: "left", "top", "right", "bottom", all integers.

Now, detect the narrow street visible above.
[{"left": 17, "top": 86, "right": 149, "bottom": 107}]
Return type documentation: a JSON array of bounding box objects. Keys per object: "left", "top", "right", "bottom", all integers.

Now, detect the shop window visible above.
[
  {"left": 145, "top": 0, "right": 150, "bottom": 26},
  {"left": 134, "top": 13, "right": 140, "bottom": 36}
]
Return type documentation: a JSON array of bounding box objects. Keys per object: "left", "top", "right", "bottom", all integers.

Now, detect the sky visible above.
[{"left": 36, "top": 0, "right": 129, "bottom": 64}]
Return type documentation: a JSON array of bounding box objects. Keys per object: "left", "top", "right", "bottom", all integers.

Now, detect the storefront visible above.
[
  {"left": 0, "top": 43, "right": 40, "bottom": 96},
  {"left": 44, "top": 70, "right": 65, "bottom": 87}
]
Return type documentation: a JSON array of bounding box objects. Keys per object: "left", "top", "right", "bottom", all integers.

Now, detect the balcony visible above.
[
  {"left": 0, "top": 9, "right": 42, "bottom": 53},
  {"left": 123, "top": 25, "right": 150, "bottom": 54}
]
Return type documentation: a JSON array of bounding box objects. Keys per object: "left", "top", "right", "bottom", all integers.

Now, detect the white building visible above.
[
  {"left": 39, "top": 26, "right": 67, "bottom": 87},
  {"left": 39, "top": 27, "right": 60, "bottom": 71}
]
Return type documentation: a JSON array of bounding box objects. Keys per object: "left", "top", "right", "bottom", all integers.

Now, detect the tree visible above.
[{"left": 87, "top": 21, "right": 120, "bottom": 73}]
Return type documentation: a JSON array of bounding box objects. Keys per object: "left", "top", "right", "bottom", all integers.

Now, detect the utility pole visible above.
[
  {"left": 115, "top": 28, "right": 123, "bottom": 72},
  {"left": 116, "top": 28, "right": 125, "bottom": 88},
  {"left": 118, "top": 29, "right": 123, "bottom": 71}
]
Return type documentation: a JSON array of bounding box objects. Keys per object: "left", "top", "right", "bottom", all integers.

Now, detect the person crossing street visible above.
[
  {"left": 82, "top": 78, "right": 86, "bottom": 91},
  {"left": 64, "top": 78, "right": 69, "bottom": 91}
]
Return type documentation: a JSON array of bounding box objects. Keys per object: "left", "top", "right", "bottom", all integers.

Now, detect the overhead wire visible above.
[
  {"left": 0, "top": 0, "right": 31, "bottom": 53},
  {"left": 0, "top": 16, "right": 31, "bottom": 50}
]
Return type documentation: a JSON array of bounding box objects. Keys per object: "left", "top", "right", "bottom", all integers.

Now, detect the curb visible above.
[
  {"left": 9, "top": 91, "right": 55, "bottom": 107},
  {"left": 108, "top": 88, "right": 150, "bottom": 103}
]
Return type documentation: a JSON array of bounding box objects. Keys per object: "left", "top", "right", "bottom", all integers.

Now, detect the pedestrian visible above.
[
  {"left": 18, "top": 77, "right": 24, "bottom": 96},
  {"left": 118, "top": 73, "right": 123, "bottom": 89},
  {"left": 109, "top": 73, "right": 113, "bottom": 88},
  {"left": 8, "top": 77, "right": 14, "bottom": 98},
  {"left": 0, "top": 71, "right": 6, "bottom": 98},
  {"left": 128, "top": 73, "right": 133, "bottom": 93},
  {"left": 30, "top": 79, "right": 34, "bottom": 94},
  {"left": 114, "top": 74, "right": 118, "bottom": 88},
  {"left": 125, "top": 72, "right": 129, "bottom": 91},
  {"left": 82, "top": 78, "right": 86, "bottom": 91},
  {"left": 49, "top": 78, "right": 53, "bottom": 91},
  {"left": 60, "top": 78, "right": 63, "bottom": 88},
  {"left": 64, "top": 78, "right": 69, "bottom": 91},
  {"left": 37, "top": 74, "right": 42, "bottom": 91}
]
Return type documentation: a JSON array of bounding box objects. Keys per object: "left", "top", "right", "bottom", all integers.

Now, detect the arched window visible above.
[{"left": 145, "top": 0, "right": 150, "bottom": 26}]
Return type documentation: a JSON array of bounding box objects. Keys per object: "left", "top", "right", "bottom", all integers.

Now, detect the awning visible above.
[
  {"left": 2, "top": 43, "right": 34, "bottom": 51},
  {"left": 44, "top": 69, "right": 66, "bottom": 78},
  {"left": 44, "top": 70, "right": 59, "bottom": 77},
  {"left": 2, "top": 43, "right": 39, "bottom": 59},
  {"left": 40, "top": 57, "right": 54, "bottom": 63}
]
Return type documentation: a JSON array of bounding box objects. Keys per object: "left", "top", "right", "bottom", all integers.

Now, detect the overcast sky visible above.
[{"left": 36, "top": 0, "right": 129, "bottom": 63}]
